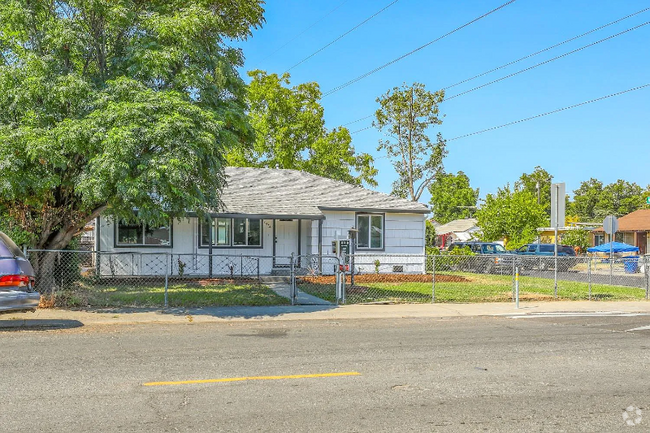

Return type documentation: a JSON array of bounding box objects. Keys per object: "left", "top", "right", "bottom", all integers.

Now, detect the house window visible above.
[
  {"left": 116, "top": 222, "right": 171, "bottom": 247},
  {"left": 233, "top": 218, "right": 247, "bottom": 246},
  {"left": 357, "top": 214, "right": 384, "bottom": 249},
  {"left": 200, "top": 218, "right": 262, "bottom": 247}
]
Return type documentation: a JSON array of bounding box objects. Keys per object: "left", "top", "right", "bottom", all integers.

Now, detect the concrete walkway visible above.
[
  {"left": 2, "top": 301, "right": 650, "bottom": 329},
  {"left": 265, "top": 282, "right": 332, "bottom": 306}
]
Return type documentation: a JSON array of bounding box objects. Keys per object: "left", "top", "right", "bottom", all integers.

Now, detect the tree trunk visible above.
[
  {"left": 32, "top": 251, "right": 58, "bottom": 295},
  {"left": 32, "top": 206, "right": 107, "bottom": 295}
]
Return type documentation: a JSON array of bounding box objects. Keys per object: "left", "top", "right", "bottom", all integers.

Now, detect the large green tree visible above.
[
  {"left": 594, "top": 180, "right": 644, "bottom": 218},
  {"left": 476, "top": 186, "right": 547, "bottom": 249},
  {"left": 228, "top": 70, "right": 377, "bottom": 186},
  {"left": 515, "top": 166, "right": 553, "bottom": 215},
  {"left": 374, "top": 82, "right": 446, "bottom": 201},
  {"left": 570, "top": 178, "right": 603, "bottom": 221},
  {"left": 560, "top": 228, "right": 591, "bottom": 253},
  {"left": 428, "top": 171, "right": 479, "bottom": 224},
  {"left": 0, "top": 0, "right": 264, "bottom": 255}
]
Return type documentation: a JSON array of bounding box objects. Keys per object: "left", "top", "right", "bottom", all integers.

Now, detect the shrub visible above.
[
  {"left": 177, "top": 258, "right": 186, "bottom": 277},
  {"left": 426, "top": 246, "right": 475, "bottom": 272}
]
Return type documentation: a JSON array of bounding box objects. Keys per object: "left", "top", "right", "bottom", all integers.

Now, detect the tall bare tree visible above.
[{"left": 374, "top": 82, "right": 446, "bottom": 201}]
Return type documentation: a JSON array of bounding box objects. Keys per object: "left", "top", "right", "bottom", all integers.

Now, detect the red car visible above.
[{"left": 0, "top": 232, "right": 39, "bottom": 313}]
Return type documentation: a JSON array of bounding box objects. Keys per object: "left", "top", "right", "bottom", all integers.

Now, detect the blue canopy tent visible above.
[{"left": 587, "top": 242, "right": 639, "bottom": 254}]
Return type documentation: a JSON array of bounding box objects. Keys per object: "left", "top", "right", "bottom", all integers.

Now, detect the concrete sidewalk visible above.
[{"left": 2, "top": 301, "right": 650, "bottom": 329}]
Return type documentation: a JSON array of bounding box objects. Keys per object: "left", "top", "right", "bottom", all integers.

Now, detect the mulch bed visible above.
[{"left": 297, "top": 274, "right": 469, "bottom": 284}]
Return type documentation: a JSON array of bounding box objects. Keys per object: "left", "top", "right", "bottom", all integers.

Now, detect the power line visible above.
[
  {"left": 447, "top": 83, "right": 650, "bottom": 141},
  {"left": 444, "top": 7, "right": 650, "bottom": 90},
  {"left": 347, "top": 13, "right": 650, "bottom": 133},
  {"left": 260, "top": 0, "right": 351, "bottom": 63},
  {"left": 352, "top": 82, "right": 650, "bottom": 136},
  {"left": 323, "top": 0, "right": 519, "bottom": 97},
  {"left": 284, "top": 0, "right": 401, "bottom": 73},
  {"left": 343, "top": 114, "right": 374, "bottom": 127},
  {"left": 446, "top": 21, "right": 650, "bottom": 101},
  {"left": 351, "top": 125, "right": 373, "bottom": 134}
]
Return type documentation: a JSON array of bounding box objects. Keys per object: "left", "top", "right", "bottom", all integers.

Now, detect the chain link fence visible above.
[
  {"left": 338, "top": 254, "right": 650, "bottom": 304},
  {"left": 23, "top": 250, "right": 650, "bottom": 308},
  {"left": 27, "top": 250, "right": 295, "bottom": 309}
]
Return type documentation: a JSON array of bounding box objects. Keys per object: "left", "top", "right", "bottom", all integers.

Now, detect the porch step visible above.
[
  {"left": 260, "top": 275, "right": 291, "bottom": 283},
  {"left": 270, "top": 269, "right": 291, "bottom": 277}
]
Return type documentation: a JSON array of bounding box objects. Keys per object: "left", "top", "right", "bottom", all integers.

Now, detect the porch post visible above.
[
  {"left": 208, "top": 216, "right": 213, "bottom": 278},
  {"left": 318, "top": 219, "right": 323, "bottom": 273},
  {"left": 298, "top": 218, "right": 301, "bottom": 268},
  {"left": 272, "top": 219, "right": 276, "bottom": 268}
]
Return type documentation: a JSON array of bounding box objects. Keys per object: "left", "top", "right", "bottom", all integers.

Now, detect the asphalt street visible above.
[{"left": 2, "top": 314, "right": 650, "bottom": 432}]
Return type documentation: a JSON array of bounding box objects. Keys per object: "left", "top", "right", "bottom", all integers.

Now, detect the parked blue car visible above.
[
  {"left": 0, "top": 232, "right": 39, "bottom": 313},
  {"left": 515, "top": 243, "right": 578, "bottom": 271}
]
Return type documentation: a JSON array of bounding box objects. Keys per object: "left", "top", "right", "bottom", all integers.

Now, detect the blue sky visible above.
[{"left": 237, "top": 0, "right": 649, "bottom": 202}]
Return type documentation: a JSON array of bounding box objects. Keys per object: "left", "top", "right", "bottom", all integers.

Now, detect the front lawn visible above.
[
  {"left": 298, "top": 272, "right": 647, "bottom": 304},
  {"left": 52, "top": 280, "right": 290, "bottom": 308}
]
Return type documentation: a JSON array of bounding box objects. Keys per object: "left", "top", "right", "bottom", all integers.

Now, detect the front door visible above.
[
  {"left": 274, "top": 220, "right": 299, "bottom": 266},
  {"left": 637, "top": 232, "right": 647, "bottom": 255}
]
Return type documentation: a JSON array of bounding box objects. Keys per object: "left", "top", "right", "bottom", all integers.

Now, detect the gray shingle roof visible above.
[
  {"left": 218, "top": 167, "right": 430, "bottom": 218},
  {"left": 435, "top": 218, "right": 478, "bottom": 235}
]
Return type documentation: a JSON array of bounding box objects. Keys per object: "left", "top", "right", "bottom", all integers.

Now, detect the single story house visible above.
[
  {"left": 95, "top": 167, "right": 430, "bottom": 275},
  {"left": 434, "top": 218, "right": 480, "bottom": 249},
  {"left": 592, "top": 209, "right": 650, "bottom": 255}
]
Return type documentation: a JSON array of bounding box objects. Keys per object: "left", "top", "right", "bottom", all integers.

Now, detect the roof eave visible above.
[
  {"left": 185, "top": 211, "right": 325, "bottom": 220},
  {"left": 317, "top": 206, "right": 430, "bottom": 214}
]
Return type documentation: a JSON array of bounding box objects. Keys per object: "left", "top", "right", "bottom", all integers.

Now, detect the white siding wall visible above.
[
  {"left": 315, "top": 211, "right": 355, "bottom": 255},
  {"left": 300, "top": 219, "right": 312, "bottom": 257},
  {"left": 310, "top": 211, "right": 427, "bottom": 273},
  {"left": 383, "top": 213, "right": 427, "bottom": 254},
  {"left": 314, "top": 211, "right": 426, "bottom": 255}
]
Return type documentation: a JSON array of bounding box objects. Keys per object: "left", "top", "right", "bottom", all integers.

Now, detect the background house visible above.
[
  {"left": 96, "top": 167, "right": 430, "bottom": 275},
  {"left": 592, "top": 209, "right": 650, "bottom": 255},
  {"left": 434, "top": 218, "right": 480, "bottom": 249}
]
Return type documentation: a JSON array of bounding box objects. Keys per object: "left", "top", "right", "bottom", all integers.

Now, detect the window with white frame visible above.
[
  {"left": 200, "top": 218, "right": 262, "bottom": 247},
  {"left": 356, "top": 214, "right": 384, "bottom": 249},
  {"left": 116, "top": 222, "right": 171, "bottom": 246}
]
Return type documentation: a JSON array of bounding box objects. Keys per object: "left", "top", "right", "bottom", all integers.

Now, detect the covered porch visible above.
[{"left": 201, "top": 214, "right": 325, "bottom": 270}]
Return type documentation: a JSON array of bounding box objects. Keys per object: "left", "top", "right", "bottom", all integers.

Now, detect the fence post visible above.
[
  {"left": 553, "top": 257, "right": 558, "bottom": 299},
  {"left": 240, "top": 254, "right": 243, "bottom": 278},
  {"left": 96, "top": 251, "right": 101, "bottom": 280},
  {"left": 431, "top": 255, "right": 436, "bottom": 303},
  {"left": 587, "top": 257, "right": 591, "bottom": 301},
  {"left": 335, "top": 263, "right": 341, "bottom": 306},
  {"left": 511, "top": 257, "right": 516, "bottom": 300},
  {"left": 645, "top": 255, "right": 649, "bottom": 301},
  {"left": 341, "top": 256, "right": 346, "bottom": 305},
  {"left": 257, "top": 257, "right": 261, "bottom": 288},
  {"left": 290, "top": 253, "right": 295, "bottom": 306},
  {"left": 164, "top": 253, "right": 169, "bottom": 308},
  {"left": 515, "top": 266, "right": 520, "bottom": 309}
]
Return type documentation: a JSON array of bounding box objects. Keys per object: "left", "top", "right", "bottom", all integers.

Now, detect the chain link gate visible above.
[{"left": 292, "top": 254, "right": 343, "bottom": 305}]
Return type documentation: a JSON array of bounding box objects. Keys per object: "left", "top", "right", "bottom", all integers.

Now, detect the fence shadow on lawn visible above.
[{"left": 51, "top": 277, "right": 292, "bottom": 309}]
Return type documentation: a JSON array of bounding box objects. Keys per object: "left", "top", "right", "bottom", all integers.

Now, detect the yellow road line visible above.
[{"left": 143, "top": 372, "right": 361, "bottom": 387}]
